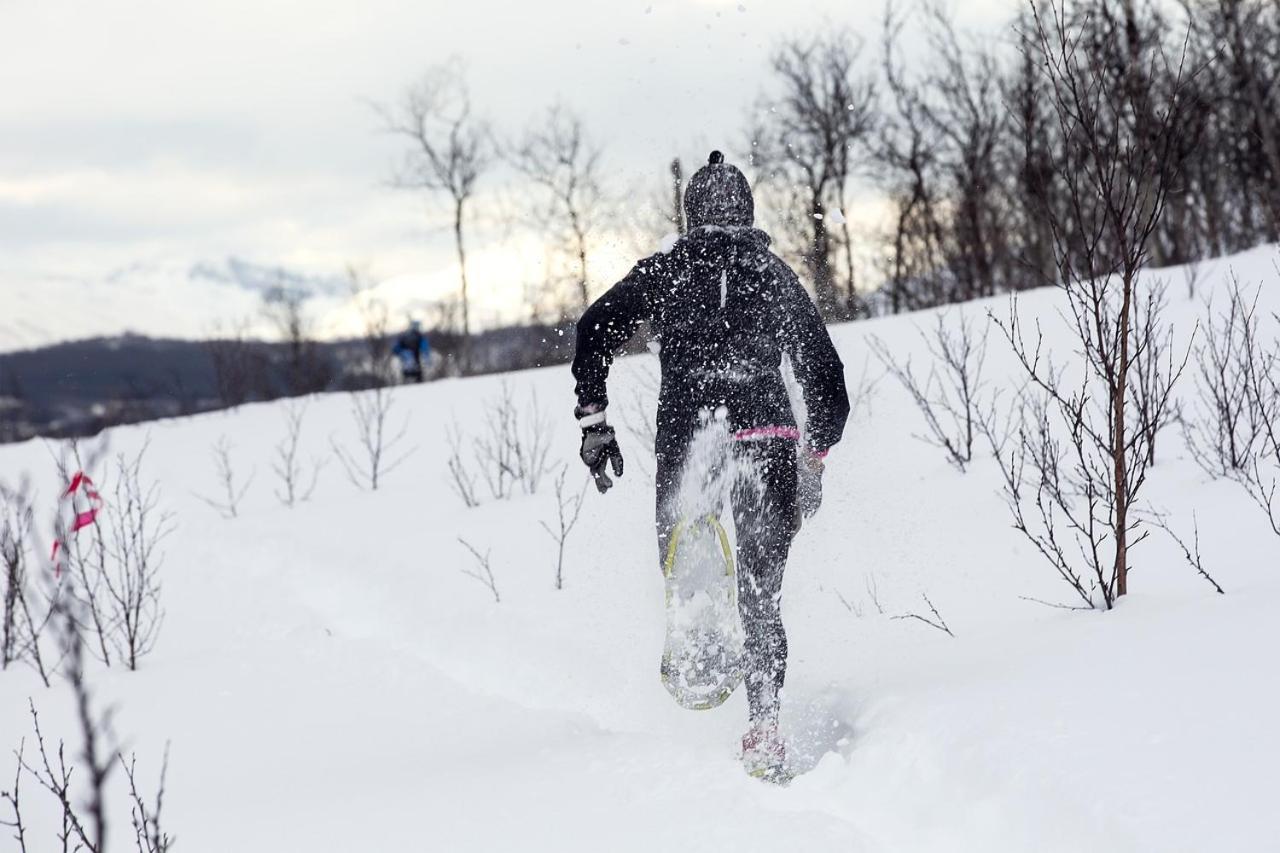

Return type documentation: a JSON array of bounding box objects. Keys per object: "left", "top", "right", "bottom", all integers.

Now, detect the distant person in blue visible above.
[{"left": 392, "top": 320, "right": 431, "bottom": 383}]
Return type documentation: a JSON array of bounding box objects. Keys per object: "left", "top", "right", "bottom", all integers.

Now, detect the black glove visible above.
[
  {"left": 797, "top": 452, "right": 825, "bottom": 519},
  {"left": 577, "top": 408, "right": 624, "bottom": 494}
]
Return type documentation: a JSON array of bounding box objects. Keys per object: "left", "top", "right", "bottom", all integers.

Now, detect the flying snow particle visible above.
[
  {"left": 647, "top": 340, "right": 661, "bottom": 354},
  {"left": 719, "top": 269, "right": 728, "bottom": 308},
  {"left": 659, "top": 233, "right": 680, "bottom": 253},
  {"left": 828, "top": 207, "right": 847, "bottom": 225}
]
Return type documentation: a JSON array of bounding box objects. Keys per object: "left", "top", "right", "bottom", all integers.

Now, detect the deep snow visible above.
[{"left": 1, "top": 247, "right": 1278, "bottom": 852}]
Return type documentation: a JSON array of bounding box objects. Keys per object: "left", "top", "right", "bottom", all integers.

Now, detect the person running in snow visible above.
[
  {"left": 570, "top": 151, "right": 850, "bottom": 777},
  {"left": 392, "top": 320, "right": 431, "bottom": 383}
]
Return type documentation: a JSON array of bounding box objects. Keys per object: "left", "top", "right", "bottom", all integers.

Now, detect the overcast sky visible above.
[{"left": 0, "top": 0, "right": 1017, "bottom": 340}]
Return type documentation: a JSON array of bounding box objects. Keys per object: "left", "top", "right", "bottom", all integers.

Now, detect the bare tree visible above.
[
  {"left": 204, "top": 321, "right": 267, "bottom": 409},
  {"left": 540, "top": 467, "right": 587, "bottom": 590},
  {"left": 988, "top": 1, "right": 1193, "bottom": 609},
  {"left": 870, "top": 312, "right": 989, "bottom": 471},
  {"left": 378, "top": 60, "right": 492, "bottom": 370},
  {"left": 261, "top": 282, "right": 331, "bottom": 396},
  {"left": 331, "top": 387, "right": 414, "bottom": 491},
  {"left": 196, "top": 436, "right": 254, "bottom": 519},
  {"left": 346, "top": 264, "right": 396, "bottom": 388},
  {"left": 457, "top": 537, "right": 500, "bottom": 603},
  {"left": 753, "top": 30, "right": 877, "bottom": 319},
  {"left": 272, "top": 399, "right": 326, "bottom": 508},
  {"left": 509, "top": 103, "right": 607, "bottom": 316},
  {"left": 876, "top": 3, "right": 948, "bottom": 314}
]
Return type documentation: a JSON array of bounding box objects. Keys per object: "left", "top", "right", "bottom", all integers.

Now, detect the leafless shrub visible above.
[
  {"left": 1184, "top": 278, "right": 1280, "bottom": 538},
  {"left": 465, "top": 382, "right": 554, "bottom": 502},
  {"left": 445, "top": 422, "right": 480, "bottom": 508},
  {"left": 99, "top": 446, "right": 175, "bottom": 670},
  {"left": 891, "top": 592, "right": 955, "bottom": 637},
  {"left": 331, "top": 387, "right": 414, "bottom": 491},
  {"left": 617, "top": 362, "right": 660, "bottom": 483},
  {"left": 0, "top": 744, "right": 27, "bottom": 851},
  {"left": 1130, "top": 282, "right": 1184, "bottom": 466},
  {"left": 1148, "top": 510, "right": 1224, "bottom": 594},
  {"left": 121, "top": 748, "right": 173, "bottom": 853},
  {"left": 540, "top": 467, "right": 587, "bottom": 590},
  {"left": 1183, "top": 278, "right": 1268, "bottom": 477},
  {"left": 865, "top": 572, "right": 886, "bottom": 616},
  {"left": 1, "top": 481, "right": 52, "bottom": 684},
  {"left": 196, "top": 436, "right": 254, "bottom": 519},
  {"left": 51, "top": 441, "right": 112, "bottom": 666},
  {"left": 457, "top": 537, "right": 500, "bottom": 603},
  {"left": 845, "top": 355, "right": 884, "bottom": 422},
  {"left": 272, "top": 400, "right": 326, "bottom": 507},
  {"left": 1182, "top": 277, "right": 1280, "bottom": 537},
  {"left": 833, "top": 588, "right": 862, "bottom": 617},
  {"left": 986, "top": 384, "right": 1123, "bottom": 609},
  {"left": 5, "top": 599, "right": 173, "bottom": 852},
  {"left": 56, "top": 443, "right": 174, "bottom": 671},
  {"left": 870, "top": 312, "right": 989, "bottom": 471}
]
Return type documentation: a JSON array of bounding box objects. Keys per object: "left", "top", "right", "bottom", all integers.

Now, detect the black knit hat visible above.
[{"left": 683, "top": 150, "right": 754, "bottom": 230}]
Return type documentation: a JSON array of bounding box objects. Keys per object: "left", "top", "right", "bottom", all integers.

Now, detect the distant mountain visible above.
[{"left": 0, "top": 257, "right": 353, "bottom": 354}]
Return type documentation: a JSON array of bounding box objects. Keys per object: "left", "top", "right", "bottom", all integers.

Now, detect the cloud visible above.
[{"left": 0, "top": 0, "right": 1018, "bottom": 344}]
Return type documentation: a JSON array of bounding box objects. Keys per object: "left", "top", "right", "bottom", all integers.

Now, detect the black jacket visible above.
[{"left": 572, "top": 227, "right": 849, "bottom": 456}]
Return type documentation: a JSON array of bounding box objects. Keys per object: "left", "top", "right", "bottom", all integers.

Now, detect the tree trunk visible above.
[
  {"left": 1112, "top": 273, "right": 1135, "bottom": 604},
  {"left": 571, "top": 212, "right": 589, "bottom": 312},
  {"left": 808, "top": 193, "right": 837, "bottom": 318},
  {"left": 453, "top": 197, "right": 472, "bottom": 372},
  {"left": 670, "top": 158, "right": 686, "bottom": 236}
]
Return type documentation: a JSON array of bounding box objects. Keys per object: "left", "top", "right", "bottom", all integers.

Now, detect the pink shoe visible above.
[{"left": 741, "top": 720, "right": 788, "bottom": 782}]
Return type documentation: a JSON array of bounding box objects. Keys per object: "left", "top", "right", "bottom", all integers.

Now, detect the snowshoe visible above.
[{"left": 660, "top": 514, "right": 745, "bottom": 710}]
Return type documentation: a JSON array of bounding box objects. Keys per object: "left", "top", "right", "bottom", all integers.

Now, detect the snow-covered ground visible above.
[{"left": 1, "top": 247, "right": 1278, "bottom": 852}]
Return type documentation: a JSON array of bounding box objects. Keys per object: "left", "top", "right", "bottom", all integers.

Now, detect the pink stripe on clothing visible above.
[{"left": 732, "top": 425, "right": 802, "bottom": 443}]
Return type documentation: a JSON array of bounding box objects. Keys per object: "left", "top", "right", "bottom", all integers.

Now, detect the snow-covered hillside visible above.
[{"left": 1, "top": 248, "right": 1278, "bottom": 852}]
